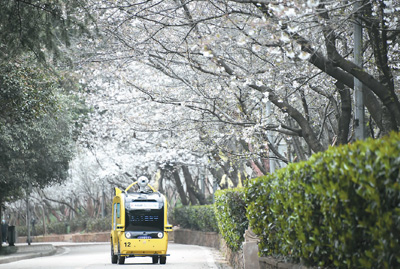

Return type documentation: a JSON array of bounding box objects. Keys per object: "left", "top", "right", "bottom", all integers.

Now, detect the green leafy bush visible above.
[
  {"left": 47, "top": 221, "right": 68, "bottom": 234},
  {"left": 174, "top": 205, "right": 219, "bottom": 233},
  {"left": 214, "top": 188, "right": 248, "bottom": 251},
  {"left": 16, "top": 222, "right": 67, "bottom": 236},
  {"left": 69, "top": 217, "right": 88, "bottom": 233},
  {"left": 87, "top": 217, "right": 111, "bottom": 232},
  {"left": 32, "top": 223, "right": 45, "bottom": 236},
  {"left": 16, "top": 223, "right": 45, "bottom": 237},
  {"left": 246, "top": 132, "right": 400, "bottom": 268},
  {"left": 15, "top": 216, "right": 111, "bottom": 237},
  {"left": 16, "top": 225, "right": 27, "bottom": 237}
]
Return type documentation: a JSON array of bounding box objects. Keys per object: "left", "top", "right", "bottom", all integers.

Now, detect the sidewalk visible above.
[
  {"left": 0, "top": 243, "right": 56, "bottom": 264},
  {"left": 0, "top": 242, "right": 106, "bottom": 264}
]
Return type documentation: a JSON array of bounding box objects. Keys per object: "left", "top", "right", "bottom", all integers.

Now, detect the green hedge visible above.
[
  {"left": 16, "top": 216, "right": 111, "bottom": 236},
  {"left": 87, "top": 217, "right": 111, "bottom": 232},
  {"left": 16, "top": 221, "right": 67, "bottom": 236},
  {"left": 174, "top": 205, "right": 219, "bottom": 233},
  {"left": 246, "top": 132, "right": 400, "bottom": 268},
  {"left": 214, "top": 188, "right": 248, "bottom": 251},
  {"left": 173, "top": 189, "right": 248, "bottom": 252}
]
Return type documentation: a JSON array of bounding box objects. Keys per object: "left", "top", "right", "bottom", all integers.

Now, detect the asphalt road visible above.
[{"left": 0, "top": 242, "right": 228, "bottom": 269}]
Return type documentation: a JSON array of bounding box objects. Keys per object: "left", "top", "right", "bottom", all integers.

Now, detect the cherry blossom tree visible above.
[
  {"left": 19, "top": 0, "right": 399, "bottom": 220},
  {"left": 54, "top": 0, "right": 398, "bottom": 207}
]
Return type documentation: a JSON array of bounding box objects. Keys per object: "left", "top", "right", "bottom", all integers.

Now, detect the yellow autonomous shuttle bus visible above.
[{"left": 111, "top": 176, "right": 172, "bottom": 265}]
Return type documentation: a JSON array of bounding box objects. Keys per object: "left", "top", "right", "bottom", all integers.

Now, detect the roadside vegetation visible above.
[
  {"left": 15, "top": 216, "right": 110, "bottom": 237},
  {"left": 1, "top": 1, "right": 399, "bottom": 267},
  {"left": 176, "top": 132, "right": 400, "bottom": 268}
]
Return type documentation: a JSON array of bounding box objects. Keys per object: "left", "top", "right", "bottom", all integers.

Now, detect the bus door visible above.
[{"left": 112, "top": 196, "right": 122, "bottom": 247}]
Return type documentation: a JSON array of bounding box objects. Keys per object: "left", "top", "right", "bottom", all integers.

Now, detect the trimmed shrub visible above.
[
  {"left": 246, "top": 132, "right": 400, "bottom": 268},
  {"left": 31, "top": 222, "right": 44, "bottom": 236},
  {"left": 87, "top": 217, "right": 111, "bottom": 232},
  {"left": 15, "top": 216, "right": 112, "bottom": 237},
  {"left": 16, "top": 225, "right": 27, "bottom": 237},
  {"left": 47, "top": 221, "right": 68, "bottom": 234},
  {"left": 16, "top": 223, "right": 45, "bottom": 237},
  {"left": 174, "top": 205, "right": 219, "bottom": 232},
  {"left": 214, "top": 188, "right": 248, "bottom": 251},
  {"left": 17, "top": 222, "right": 68, "bottom": 236},
  {"left": 69, "top": 217, "right": 88, "bottom": 233}
]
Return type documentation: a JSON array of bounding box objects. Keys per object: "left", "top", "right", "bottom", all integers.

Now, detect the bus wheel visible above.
[
  {"left": 118, "top": 256, "right": 125, "bottom": 265},
  {"left": 160, "top": 255, "right": 167, "bottom": 264},
  {"left": 152, "top": 255, "right": 159, "bottom": 264},
  {"left": 117, "top": 242, "right": 125, "bottom": 264},
  {"left": 111, "top": 241, "right": 117, "bottom": 264}
]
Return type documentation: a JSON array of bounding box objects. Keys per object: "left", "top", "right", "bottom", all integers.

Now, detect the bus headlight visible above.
[
  {"left": 157, "top": 232, "right": 163, "bottom": 238},
  {"left": 125, "top": 232, "right": 132, "bottom": 239}
]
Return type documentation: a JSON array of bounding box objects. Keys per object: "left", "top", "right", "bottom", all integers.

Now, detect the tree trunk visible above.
[
  {"left": 172, "top": 168, "right": 189, "bottom": 206},
  {"left": 41, "top": 205, "right": 47, "bottom": 235},
  {"left": 208, "top": 166, "right": 224, "bottom": 188},
  {"left": 182, "top": 166, "right": 207, "bottom": 205},
  {"left": 158, "top": 168, "right": 165, "bottom": 194},
  {"left": 286, "top": 26, "right": 399, "bottom": 133},
  {"left": 251, "top": 84, "right": 325, "bottom": 153},
  {"left": 39, "top": 189, "right": 79, "bottom": 216},
  {"left": 0, "top": 196, "right": 3, "bottom": 248},
  {"left": 42, "top": 199, "right": 62, "bottom": 222},
  {"left": 336, "top": 82, "right": 351, "bottom": 145}
]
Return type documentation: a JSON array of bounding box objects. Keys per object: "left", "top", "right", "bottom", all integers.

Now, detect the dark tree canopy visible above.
[
  {"left": 0, "top": 0, "right": 92, "bottom": 205},
  {"left": 0, "top": 0, "right": 90, "bottom": 62},
  {"left": 0, "top": 61, "right": 78, "bottom": 202}
]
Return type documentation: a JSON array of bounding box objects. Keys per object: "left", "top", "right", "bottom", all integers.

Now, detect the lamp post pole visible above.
[
  {"left": 354, "top": 1, "right": 365, "bottom": 140},
  {"left": 266, "top": 101, "right": 275, "bottom": 173}
]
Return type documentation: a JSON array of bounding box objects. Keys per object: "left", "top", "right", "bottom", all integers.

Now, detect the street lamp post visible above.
[
  {"left": 354, "top": 1, "right": 365, "bottom": 140},
  {"left": 266, "top": 101, "right": 275, "bottom": 173}
]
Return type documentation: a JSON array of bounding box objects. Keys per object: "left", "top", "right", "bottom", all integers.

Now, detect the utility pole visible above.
[
  {"left": 26, "top": 197, "right": 31, "bottom": 245},
  {"left": 212, "top": 177, "right": 217, "bottom": 203},
  {"left": 354, "top": 1, "right": 365, "bottom": 140},
  {"left": 26, "top": 182, "right": 32, "bottom": 245},
  {"left": 266, "top": 101, "right": 275, "bottom": 173},
  {"left": 200, "top": 167, "right": 205, "bottom": 197},
  {"left": 101, "top": 180, "right": 105, "bottom": 218}
]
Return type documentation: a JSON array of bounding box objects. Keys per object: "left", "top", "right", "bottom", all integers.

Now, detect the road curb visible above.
[{"left": 0, "top": 244, "right": 56, "bottom": 264}]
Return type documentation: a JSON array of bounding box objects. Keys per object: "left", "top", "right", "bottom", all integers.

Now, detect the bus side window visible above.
[
  {"left": 113, "top": 203, "right": 117, "bottom": 230},
  {"left": 117, "top": 203, "right": 120, "bottom": 218}
]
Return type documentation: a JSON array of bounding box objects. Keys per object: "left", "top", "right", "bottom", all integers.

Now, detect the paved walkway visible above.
[
  {"left": 0, "top": 242, "right": 106, "bottom": 264},
  {"left": 0, "top": 243, "right": 55, "bottom": 264}
]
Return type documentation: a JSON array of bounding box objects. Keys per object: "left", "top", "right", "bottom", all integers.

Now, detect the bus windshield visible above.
[{"left": 125, "top": 208, "right": 164, "bottom": 232}]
